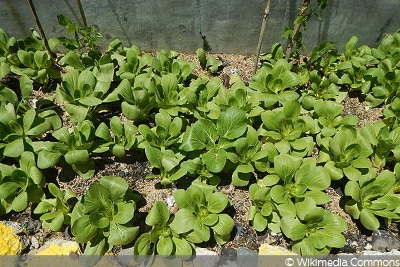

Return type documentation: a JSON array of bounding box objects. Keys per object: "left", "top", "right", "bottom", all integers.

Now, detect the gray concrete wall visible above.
[{"left": 0, "top": 0, "right": 399, "bottom": 55}]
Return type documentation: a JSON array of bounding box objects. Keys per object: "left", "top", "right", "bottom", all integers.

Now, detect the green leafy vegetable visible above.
[
  {"left": 71, "top": 176, "right": 140, "bottom": 255},
  {"left": 169, "top": 182, "right": 234, "bottom": 245}
]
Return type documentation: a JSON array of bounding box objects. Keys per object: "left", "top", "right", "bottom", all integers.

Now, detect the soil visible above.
[{"left": 1, "top": 52, "right": 393, "bottom": 256}]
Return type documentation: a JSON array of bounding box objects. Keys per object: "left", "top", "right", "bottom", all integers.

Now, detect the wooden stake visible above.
[
  {"left": 26, "top": 0, "right": 57, "bottom": 60},
  {"left": 254, "top": 0, "right": 271, "bottom": 75},
  {"left": 76, "top": 0, "right": 88, "bottom": 28}
]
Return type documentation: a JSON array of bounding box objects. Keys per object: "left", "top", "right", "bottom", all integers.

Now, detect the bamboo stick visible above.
[
  {"left": 76, "top": 0, "right": 88, "bottom": 28},
  {"left": 26, "top": 0, "right": 57, "bottom": 60},
  {"left": 253, "top": 0, "right": 272, "bottom": 75}
]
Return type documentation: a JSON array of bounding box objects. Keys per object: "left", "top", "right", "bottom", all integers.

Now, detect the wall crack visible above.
[{"left": 195, "top": 0, "right": 211, "bottom": 51}]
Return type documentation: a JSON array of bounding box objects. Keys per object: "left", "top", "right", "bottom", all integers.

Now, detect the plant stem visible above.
[
  {"left": 285, "top": 0, "right": 311, "bottom": 59},
  {"left": 76, "top": 0, "right": 88, "bottom": 28},
  {"left": 253, "top": 0, "right": 272, "bottom": 75},
  {"left": 26, "top": 0, "right": 57, "bottom": 60}
]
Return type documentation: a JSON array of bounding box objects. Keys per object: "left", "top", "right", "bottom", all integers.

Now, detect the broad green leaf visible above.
[
  {"left": 42, "top": 212, "right": 64, "bottom": 231},
  {"left": 72, "top": 160, "right": 95, "bottom": 179},
  {"left": 145, "top": 146, "right": 163, "bottom": 169},
  {"left": 17, "top": 50, "right": 34, "bottom": 68},
  {"left": 172, "top": 236, "right": 193, "bottom": 256},
  {"left": 283, "top": 99, "right": 300, "bottom": 120},
  {"left": 304, "top": 207, "right": 325, "bottom": 222},
  {"left": 202, "top": 213, "right": 219, "bottom": 226},
  {"left": 108, "top": 222, "right": 139, "bottom": 246},
  {"left": 196, "top": 48, "right": 207, "bottom": 69},
  {"left": 173, "top": 189, "right": 195, "bottom": 211},
  {"left": 201, "top": 149, "right": 227, "bottom": 173},
  {"left": 281, "top": 217, "right": 305, "bottom": 241},
  {"left": 262, "top": 174, "right": 280, "bottom": 186},
  {"left": 79, "top": 95, "right": 102, "bottom": 106},
  {"left": 344, "top": 181, "right": 360, "bottom": 200},
  {"left": 206, "top": 192, "right": 229, "bottom": 214},
  {"left": 93, "top": 63, "right": 114, "bottom": 84},
  {"left": 217, "top": 107, "right": 247, "bottom": 139},
  {"left": 48, "top": 183, "right": 63, "bottom": 199},
  {"left": 277, "top": 201, "right": 296, "bottom": 218},
  {"left": 169, "top": 209, "right": 197, "bottom": 234},
  {"left": 20, "top": 74, "right": 33, "bottom": 98},
  {"left": 192, "top": 218, "right": 210, "bottom": 241},
  {"left": 52, "top": 127, "right": 70, "bottom": 143},
  {"left": 146, "top": 201, "right": 170, "bottom": 226},
  {"left": 180, "top": 119, "right": 217, "bottom": 151},
  {"left": 111, "top": 144, "right": 125, "bottom": 158},
  {"left": 270, "top": 185, "right": 287, "bottom": 204},
  {"left": 65, "top": 103, "right": 89, "bottom": 123},
  {"left": 304, "top": 166, "right": 330, "bottom": 191},
  {"left": 322, "top": 227, "right": 346, "bottom": 248},
  {"left": 161, "top": 152, "right": 182, "bottom": 172},
  {"left": 294, "top": 198, "right": 316, "bottom": 220},
  {"left": 89, "top": 212, "right": 109, "bottom": 228},
  {"left": 114, "top": 202, "right": 135, "bottom": 224},
  {"left": 232, "top": 164, "right": 255, "bottom": 187},
  {"left": 134, "top": 233, "right": 152, "bottom": 255},
  {"left": 34, "top": 200, "right": 54, "bottom": 214},
  {"left": 156, "top": 236, "right": 174, "bottom": 256},
  {"left": 0, "top": 62, "right": 10, "bottom": 80},
  {"left": 100, "top": 176, "right": 129, "bottom": 201},
  {"left": 78, "top": 71, "right": 96, "bottom": 96},
  {"left": 324, "top": 161, "right": 343, "bottom": 180},
  {"left": 344, "top": 199, "right": 360, "bottom": 219},
  {"left": 343, "top": 166, "right": 362, "bottom": 181},
  {"left": 110, "top": 116, "right": 123, "bottom": 137},
  {"left": 304, "top": 191, "right": 331, "bottom": 205},
  {"left": 121, "top": 102, "right": 141, "bottom": 121},
  {"left": 83, "top": 236, "right": 108, "bottom": 257},
  {"left": 20, "top": 151, "right": 36, "bottom": 174},
  {"left": 12, "top": 191, "right": 28, "bottom": 212},
  {"left": 61, "top": 51, "right": 85, "bottom": 70},
  {"left": 359, "top": 209, "right": 380, "bottom": 231},
  {"left": 378, "top": 34, "right": 393, "bottom": 54},
  {"left": 95, "top": 123, "right": 112, "bottom": 141},
  {"left": 253, "top": 213, "right": 268, "bottom": 232},
  {"left": 65, "top": 149, "right": 90, "bottom": 165},
  {"left": 84, "top": 183, "right": 111, "bottom": 213},
  {"left": 0, "top": 182, "right": 20, "bottom": 199},
  {"left": 211, "top": 214, "right": 234, "bottom": 237},
  {"left": 274, "top": 154, "right": 300, "bottom": 183},
  {"left": 33, "top": 50, "right": 48, "bottom": 67},
  {"left": 4, "top": 138, "right": 25, "bottom": 158},
  {"left": 72, "top": 215, "right": 99, "bottom": 243},
  {"left": 308, "top": 233, "right": 327, "bottom": 249}
]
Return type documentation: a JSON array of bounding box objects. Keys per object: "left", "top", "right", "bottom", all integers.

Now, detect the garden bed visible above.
[{"left": 1, "top": 23, "right": 400, "bottom": 258}]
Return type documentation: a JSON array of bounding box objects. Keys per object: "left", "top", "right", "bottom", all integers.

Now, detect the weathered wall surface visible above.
[{"left": 0, "top": 0, "right": 399, "bottom": 54}]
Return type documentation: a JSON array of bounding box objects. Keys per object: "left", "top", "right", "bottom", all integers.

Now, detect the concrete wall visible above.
[{"left": 1, "top": 0, "right": 399, "bottom": 55}]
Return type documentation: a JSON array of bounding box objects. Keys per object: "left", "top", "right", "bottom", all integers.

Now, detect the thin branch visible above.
[
  {"left": 285, "top": 0, "right": 311, "bottom": 59},
  {"left": 76, "top": 0, "right": 88, "bottom": 28},
  {"left": 253, "top": 0, "right": 272, "bottom": 75},
  {"left": 27, "top": 0, "right": 57, "bottom": 60}
]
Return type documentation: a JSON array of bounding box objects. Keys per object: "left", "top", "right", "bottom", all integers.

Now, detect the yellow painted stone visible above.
[
  {"left": 36, "top": 242, "right": 80, "bottom": 255},
  {"left": 24, "top": 240, "right": 81, "bottom": 267},
  {"left": 0, "top": 222, "right": 21, "bottom": 255},
  {"left": 258, "top": 244, "right": 296, "bottom": 255}
]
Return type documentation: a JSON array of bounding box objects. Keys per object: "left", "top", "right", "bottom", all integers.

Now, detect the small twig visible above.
[
  {"left": 76, "top": 0, "right": 88, "bottom": 28},
  {"left": 27, "top": 0, "right": 57, "bottom": 60},
  {"left": 285, "top": 0, "right": 311, "bottom": 59},
  {"left": 253, "top": 0, "right": 272, "bottom": 75}
]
